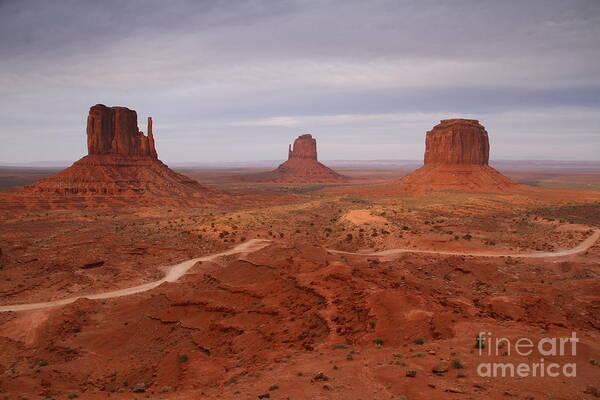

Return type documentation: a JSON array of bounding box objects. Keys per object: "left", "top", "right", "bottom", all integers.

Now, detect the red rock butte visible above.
[
  {"left": 5, "top": 104, "right": 224, "bottom": 208},
  {"left": 398, "top": 119, "right": 517, "bottom": 192},
  {"left": 241, "top": 134, "right": 348, "bottom": 184},
  {"left": 87, "top": 104, "right": 158, "bottom": 158}
]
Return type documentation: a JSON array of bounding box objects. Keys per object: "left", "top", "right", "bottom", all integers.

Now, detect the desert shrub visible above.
[{"left": 332, "top": 344, "right": 349, "bottom": 350}]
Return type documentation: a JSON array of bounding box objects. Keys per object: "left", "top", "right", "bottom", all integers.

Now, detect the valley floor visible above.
[{"left": 0, "top": 170, "right": 599, "bottom": 399}]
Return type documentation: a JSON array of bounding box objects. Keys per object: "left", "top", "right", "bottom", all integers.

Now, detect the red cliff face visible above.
[
  {"left": 288, "top": 134, "right": 318, "bottom": 160},
  {"left": 424, "top": 119, "right": 489, "bottom": 165},
  {"left": 87, "top": 104, "right": 157, "bottom": 158}
]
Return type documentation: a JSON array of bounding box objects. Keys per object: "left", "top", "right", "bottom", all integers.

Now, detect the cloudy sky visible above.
[{"left": 1, "top": 0, "right": 599, "bottom": 163}]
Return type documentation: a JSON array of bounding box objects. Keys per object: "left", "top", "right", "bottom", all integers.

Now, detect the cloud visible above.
[{"left": 0, "top": 0, "right": 599, "bottom": 163}]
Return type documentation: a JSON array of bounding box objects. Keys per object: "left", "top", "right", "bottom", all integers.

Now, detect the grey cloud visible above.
[{"left": 0, "top": 0, "right": 599, "bottom": 163}]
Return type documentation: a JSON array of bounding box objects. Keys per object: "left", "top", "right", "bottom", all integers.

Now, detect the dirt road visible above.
[
  {"left": 0, "top": 239, "right": 271, "bottom": 313},
  {"left": 327, "top": 229, "right": 600, "bottom": 258},
  {"left": 1, "top": 229, "right": 598, "bottom": 313}
]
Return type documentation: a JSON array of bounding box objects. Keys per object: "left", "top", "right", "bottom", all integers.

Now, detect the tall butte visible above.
[
  {"left": 243, "top": 134, "right": 348, "bottom": 183},
  {"left": 9, "top": 104, "right": 224, "bottom": 207},
  {"left": 87, "top": 105, "right": 158, "bottom": 158},
  {"left": 398, "top": 119, "right": 517, "bottom": 191}
]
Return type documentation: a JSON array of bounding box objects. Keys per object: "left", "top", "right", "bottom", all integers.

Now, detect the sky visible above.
[{"left": 1, "top": 0, "right": 599, "bottom": 163}]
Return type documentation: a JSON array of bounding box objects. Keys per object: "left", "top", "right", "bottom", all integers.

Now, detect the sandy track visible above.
[
  {"left": 1, "top": 229, "right": 598, "bottom": 313},
  {"left": 327, "top": 229, "right": 600, "bottom": 259},
  {"left": 0, "top": 239, "right": 271, "bottom": 313}
]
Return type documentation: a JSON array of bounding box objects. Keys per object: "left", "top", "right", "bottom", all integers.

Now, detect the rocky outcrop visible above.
[
  {"left": 87, "top": 104, "right": 157, "bottom": 158},
  {"left": 288, "top": 134, "right": 318, "bottom": 160},
  {"left": 8, "top": 105, "right": 225, "bottom": 208},
  {"left": 240, "top": 134, "right": 348, "bottom": 184},
  {"left": 424, "top": 119, "right": 489, "bottom": 165},
  {"left": 398, "top": 119, "right": 517, "bottom": 192}
]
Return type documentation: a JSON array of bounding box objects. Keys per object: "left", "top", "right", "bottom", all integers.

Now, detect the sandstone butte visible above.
[
  {"left": 397, "top": 119, "right": 518, "bottom": 192},
  {"left": 241, "top": 134, "right": 348, "bottom": 183},
  {"left": 4, "top": 104, "right": 224, "bottom": 208}
]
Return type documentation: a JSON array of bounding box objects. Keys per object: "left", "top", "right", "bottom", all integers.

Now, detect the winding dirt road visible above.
[
  {"left": 328, "top": 229, "right": 600, "bottom": 258},
  {"left": 1, "top": 229, "right": 598, "bottom": 313},
  {"left": 0, "top": 239, "right": 271, "bottom": 313}
]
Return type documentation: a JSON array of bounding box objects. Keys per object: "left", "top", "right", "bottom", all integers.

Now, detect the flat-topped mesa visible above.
[
  {"left": 424, "top": 119, "right": 489, "bottom": 165},
  {"left": 288, "top": 134, "right": 317, "bottom": 160},
  {"left": 87, "top": 104, "right": 157, "bottom": 158},
  {"left": 396, "top": 119, "right": 517, "bottom": 192}
]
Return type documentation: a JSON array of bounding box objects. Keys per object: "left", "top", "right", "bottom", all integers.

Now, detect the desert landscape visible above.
[
  {"left": 1, "top": 1, "right": 599, "bottom": 400},
  {"left": 1, "top": 106, "right": 599, "bottom": 400}
]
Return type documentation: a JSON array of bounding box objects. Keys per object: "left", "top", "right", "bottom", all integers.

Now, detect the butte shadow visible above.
[
  {"left": 3, "top": 104, "right": 227, "bottom": 208},
  {"left": 237, "top": 134, "right": 349, "bottom": 184}
]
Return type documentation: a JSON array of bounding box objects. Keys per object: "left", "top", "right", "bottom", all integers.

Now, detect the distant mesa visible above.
[
  {"left": 287, "top": 133, "right": 318, "bottom": 160},
  {"left": 240, "top": 134, "right": 348, "bottom": 184},
  {"left": 424, "top": 119, "right": 489, "bottom": 165},
  {"left": 6, "top": 104, "right": 224, "bottom": 208},
  {"left": 397, "top": 119, "right": 518, "bottom": 192}
]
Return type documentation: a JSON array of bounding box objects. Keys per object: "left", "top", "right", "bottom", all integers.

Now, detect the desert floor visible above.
[{"left": 0, "top": 163, "right": 599, "bottom": 399}]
